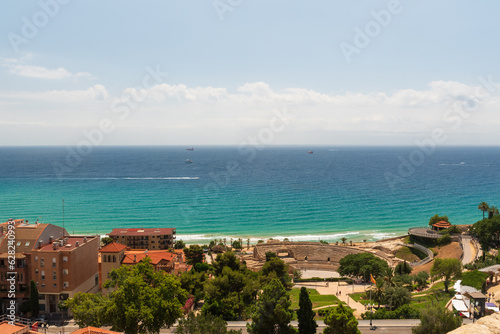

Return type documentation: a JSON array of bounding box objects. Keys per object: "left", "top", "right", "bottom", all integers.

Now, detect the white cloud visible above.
[
  {"left": 1, "top": 80, "right": 499, "bottom": 145},
  {"left": 1, "top": 57, "right": 92, "bottom": 80},
  {"left": 0, "top": 84, "right": 108, "bottom": 102}
]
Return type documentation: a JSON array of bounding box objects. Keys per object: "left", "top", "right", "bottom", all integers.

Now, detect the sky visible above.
[{"left": 1, "top": 0, "right": 500, "bottom": 146}]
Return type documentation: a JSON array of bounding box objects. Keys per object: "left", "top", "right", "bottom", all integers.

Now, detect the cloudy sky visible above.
[{"left": 1, "top": 1, "right": 499, "bottom": 146}]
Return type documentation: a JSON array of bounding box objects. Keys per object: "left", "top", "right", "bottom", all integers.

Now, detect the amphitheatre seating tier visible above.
[{"left": 253, "top": 242, "right": 391, "bottom": 266}]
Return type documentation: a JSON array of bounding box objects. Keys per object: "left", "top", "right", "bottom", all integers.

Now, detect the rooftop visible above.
[
  {"left": 100, "top": 242, "right": 127, "bottom": 253},
  {"left": 122, "top": 250, "right": 177, "bottom": 265},
  {"left": 432, "top": 220, "right": 451, "bottom": 228},
  {"left": 71, "top": 326, "right": 123, "bottom": 334},
  {"left": 37, "top": 236, "right": 96, "bottom": 252},
  {"left": 109, "top": 228, "right": 175, "bottom": 236}
]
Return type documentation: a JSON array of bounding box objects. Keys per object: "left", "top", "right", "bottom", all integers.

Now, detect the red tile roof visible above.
[
  {"left": 109, "top": 228, "right": 175, "bottom": 236},
  {"left": 432, "top": 220, "right": 451, "bottom": 228},
  {"left": 100, "top": 242, "right": 127, "bottom": 253},
  {"left": 71, "top": 326, "right": 122, "bottom": 334},
  {"left": 122, "top": 250, "right": 176, "bottom": 265}
]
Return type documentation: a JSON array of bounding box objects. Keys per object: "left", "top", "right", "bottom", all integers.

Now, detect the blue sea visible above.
[{"left": 0, "top": 146, "right": 498, "bottom": 244}]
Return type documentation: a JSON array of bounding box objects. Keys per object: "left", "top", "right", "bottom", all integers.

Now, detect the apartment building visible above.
[
  {"left": 0, "top": 219, "right": 99, "bottom": 314},
  {"left": 31, "top": 236, "right": 99, "bottom": 313},
  {"left": 108, "top": 228, "right": 176, "bottom": 250},
  {"left": 98, "top": 242, "right": 187, "bottom": 293}
]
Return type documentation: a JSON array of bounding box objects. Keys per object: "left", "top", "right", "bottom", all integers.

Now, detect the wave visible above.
[
  {"left": 61, "top": 177, "right": 200, "bottom": 180},
  {"left": 438, "top": 162, "right": 466, "bottom": 166}
]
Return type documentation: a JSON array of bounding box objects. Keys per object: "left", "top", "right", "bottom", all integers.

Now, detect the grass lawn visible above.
[
  {"left": 290, "top": 288, "right": 341, "bottom": 310},
  {"left": 350, "top": 292, "right": 374, "bottom": 305},
  {"left": 410, "top": 281, "right": 456, "bottom": 310}
]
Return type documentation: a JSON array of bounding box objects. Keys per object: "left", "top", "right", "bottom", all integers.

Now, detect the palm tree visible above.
[
  {"left": 383, "top": 267, "right": 396, "bottom": 287},
  {"left": 340, "top": 237, "right": 347, "bottom": 245},
  {"left": 247, "top": 238, "right": 250, "bottom": 250},
  {"left": 488, "top": 205, "right": 499, "bottom": 219},
  {"left": 478, "top": 202, "right": 489, "bottom": 219},
  {"left": 370, "top": 278, "right": 385, "bottom": 308}
]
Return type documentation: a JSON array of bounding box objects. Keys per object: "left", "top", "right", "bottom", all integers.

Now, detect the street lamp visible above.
[{"left": 368, "top": 303, "right": 375, "bottom": 330}]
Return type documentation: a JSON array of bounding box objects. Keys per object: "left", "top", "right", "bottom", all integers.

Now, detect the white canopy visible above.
[{"left": 452, "top": 299, "right": 469, "bottom": 312}]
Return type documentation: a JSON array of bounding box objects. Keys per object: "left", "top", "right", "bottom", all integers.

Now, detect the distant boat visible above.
[
  {"left": 307, "top": 151, "right": 313, "bottom": 154},
  {"left": 186, "top": 147, "right": 194, "bottom": 151},
  {"left": 185, "top": 159, "right": 193, "bottom": 163}
]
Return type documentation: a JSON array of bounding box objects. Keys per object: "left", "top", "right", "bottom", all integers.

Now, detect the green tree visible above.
[
  {"left": 265, "top": 251, "right": 277, "bottom": 262},
  {"left": 470, "top": 215, "right": 500, "bottom": 259},
  {"left": 428, "top": 214, "right": 449, "bottom": 226},
  {"left": 175, "top": 313, "right": 242, "bottom": 334},
  {"left": 412, "top": 271, "right": 429, "bottom": 289},
  {"left": 65, "top": 292, "right": 109, "bottom": 328},
  {"left": 412, "top": 307, "right": 462, "bottom": 334},
  {"left": 369, "top": 277, "right": 385, "bottom": 308},
  {"left": 179, "top": 270, "right": 208, "bottom": 301},
  {"left": 101, "top": 236, "right": 114, "bottom": 246},
  {"left": 488, "top": 205, "right": 499, "bottom": 219},
  {"left": 384, "top": 286, "right": 411, "bottom": 310},
  {"left": 184, "top": 244, "right": 205, "bottom": 265},
  {"left": 213, "top": 251, "right": 242, "bottom": 276},
  {"left": 261, "top": 257, "right": 292, "bottom": 289},
  {"left": 29, "top": 280, "right": 39, "bottom": 317},
  {"left": 395, "top": 261, "right": 412, "bottom": 276},
  {"left": 340, "top": 237, "right": 347, "bottom": 245},
  {"left": 297, "top": 287, "right": 317, "bottom": 334},
  {"left": 478, "top": 201, "right": 489, "bottom": 220},
  {"left": 175, "top": 240, "right": 186, "bottom": 249},
  {"left": 247, "top": 279, "right": 296, "bottom": 334},
  {"left": 323, "top": 304, "right": 361, "bottom": 334},
  {"left": 430, "top": 258, "right": 462, "bottom": 293},
  {"left": 382, "top": 267, "right": 396, "bottom": 287},
  {"left": 338, "top": 253, "right": 389, "bottom": 282},
  {"left": 103, "top": 259, "right": 188, "bottom": 334},
  {"left": 232, "top": 240, "right": 242, "bottom": 250}
]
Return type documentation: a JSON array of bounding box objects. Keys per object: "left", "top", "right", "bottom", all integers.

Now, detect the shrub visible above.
[{"left": 461, "top": 270, "right": 489, "bottom": 292}]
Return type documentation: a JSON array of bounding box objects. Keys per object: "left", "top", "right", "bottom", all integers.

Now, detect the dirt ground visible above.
[{"left": 411, "top": 241, "right": 463, "bottom": 273}]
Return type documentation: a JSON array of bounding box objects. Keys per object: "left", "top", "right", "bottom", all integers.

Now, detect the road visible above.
[{"left": 44, "top": 319, "right": 421, "bottom": 333}]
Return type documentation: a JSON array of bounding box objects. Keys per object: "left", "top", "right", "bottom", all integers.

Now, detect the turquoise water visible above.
[{"left": 0, "top": 146, "right": 498, "bottom": 244}]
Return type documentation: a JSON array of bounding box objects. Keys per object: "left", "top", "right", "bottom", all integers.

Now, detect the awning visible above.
[{"left": 452, "top": 299, "right": 469, "bottom": 312}]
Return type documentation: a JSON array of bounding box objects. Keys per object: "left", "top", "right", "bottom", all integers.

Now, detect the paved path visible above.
[
  {"left": 460, "top": 235, "right": 475, "bottom": 265},
  {"left": 307, "top": 280, "right": 369, "bottom": 318}
]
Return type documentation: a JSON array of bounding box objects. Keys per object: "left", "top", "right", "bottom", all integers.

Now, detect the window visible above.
[
  {"left": 16, "top": 241, "right": 21, "bottom": 246},
  {"left": 25, "top": 241, "right": 30, "bottom": 246},
  {"left": 52, "top": 258, "right": 56, "bottom": 267},
  {"left": 53, "top": 272, "right": 56, "bottom": 280},
  {"left": 35, "top": 269, "right": 38, "bottom": 274},
  {"left": 41, "top": 271, "right": 45, "bottom": 280},
  {"left": 63, "top": 282, "right": 69, "bottom": 288},
  {"left": 53, "top": 283, "right": 57, "bottom": 288},
  {"left": 41, "top": 283, "right": 45, "bottom": 288},
  {"left": 34, "top": 256, "right": 38, "bottom": 262},
  {"left": 113, "top": 255, "right": 116, "bottom": 262},
  {"left": 63, "top": 269, "right": 68, "bottom": 275},
  {"left": 103, "top": 256, "right": 106, "bottom": 263},
  {"left": 63, "top": 256, "right": 68, "bottom": 262},
  {"left": 40, "top": 258, "right": 44, "bottom": 267}
]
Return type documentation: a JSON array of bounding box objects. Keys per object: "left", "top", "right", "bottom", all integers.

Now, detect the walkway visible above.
[
  {"left": 296, "top": 280, "right": 369, "bottom": 318},
  {"left": 460, "top": 235, "right": 475, "bottom": 265}
]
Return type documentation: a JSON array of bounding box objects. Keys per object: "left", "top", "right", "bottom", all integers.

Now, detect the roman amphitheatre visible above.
[{"left": 240, "top": 232, "right": 474, "bottom": 274}]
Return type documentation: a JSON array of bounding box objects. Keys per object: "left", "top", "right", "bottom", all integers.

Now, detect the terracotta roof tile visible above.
[{"left": 100, "top": 242, "right": 127, "bottom": 253}]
